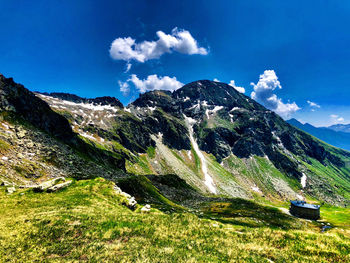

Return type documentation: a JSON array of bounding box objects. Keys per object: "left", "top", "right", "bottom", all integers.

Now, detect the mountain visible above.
[
  {"left": 1, "top": 74, "right": 350, "bottom": 261},
  {"left": 328, "top": 123, "right": 350, "bottom": 133},
  {"left": 0, "top": 74, "right": 126, "bottom": 187},
  {"left": 1, "top": 74, "right": 350, "bottom": 206},
  {"left": 33, "top": 79, "right": 350, "bottom": 205},
  {"left": 287, "top": 118, "right": 350, "bottom": 151}
]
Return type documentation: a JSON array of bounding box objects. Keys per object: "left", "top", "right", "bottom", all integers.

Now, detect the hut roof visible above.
[{"left": 291, "top": 200, "right": 320, "bottom": 210}]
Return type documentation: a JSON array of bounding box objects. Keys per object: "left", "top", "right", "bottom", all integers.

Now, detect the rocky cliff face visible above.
[
  {"left": 0, "top": 75, "right": 74, "bottom": 141},
  {"left": 0, "top": 74, "right": 126, "bottom": 173}
]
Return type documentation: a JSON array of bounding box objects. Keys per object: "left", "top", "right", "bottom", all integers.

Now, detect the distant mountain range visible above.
[
  {"left": 328, "top": 123, "right": 350, "bottom": 133},
  {"left": 287, "top": 118, "right": 350, "bottom": 151}
]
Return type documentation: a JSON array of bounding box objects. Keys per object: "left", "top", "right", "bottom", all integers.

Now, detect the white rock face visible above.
[{"left": 184, "top": 115, "right": 216, "bottom": 194}]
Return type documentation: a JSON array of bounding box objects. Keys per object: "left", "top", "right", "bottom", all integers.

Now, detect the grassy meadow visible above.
[{"left": 1, "top": 178, "right": 349, "bottom": 262}]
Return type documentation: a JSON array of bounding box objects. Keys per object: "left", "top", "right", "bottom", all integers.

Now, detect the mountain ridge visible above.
[
  {"left": 328, "top": 123, "right": 350, "bottom": 133},
  {"left": 287, "top": 118, "right": 350, "bottom": 151}
]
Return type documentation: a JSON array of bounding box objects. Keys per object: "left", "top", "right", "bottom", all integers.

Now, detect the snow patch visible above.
[
  {"left": 296, "top": 194, "right": 304, "bottom": 200},
  {"left": 40, "top": 95, "right": 120, "bottom": 113},
  {"left": 147, "top": 106, "right": 156, "bottom": 112},
  {"left": 187, "top": 150, "right": 192, "bottom": 160},
  {"left": 272, "top": 131, "right": 284, "bottom": 148},
  {"left": 230, "top": 107, "right": 241, "bottom": 112},
  {"left": 301, "top": 173, "right": 307, "bottom": 188},
  {"left": 184, "top": 115, "right": 216, "bottom": 194},
  {"left": 80, "top": 132, "right": 96, "bottom": 141},
  {"left": 206, "top": 106, "right": 223, "bottom": 119},
  {"left": 229, "top": 113, "right": 234, "bottom": 122},
  {"left": 251, "top": 186, "right": 262, "bottom": 193}
]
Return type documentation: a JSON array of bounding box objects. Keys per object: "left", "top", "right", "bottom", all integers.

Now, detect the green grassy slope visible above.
[{"left": 1, "top": 178, "right": 349, "bottom": 262}]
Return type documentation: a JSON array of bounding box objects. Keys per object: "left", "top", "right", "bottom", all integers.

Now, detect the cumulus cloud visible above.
[
  {"left": 119, "top": 74, "right": 183, "bottom": 94},
  {"left": 307, "top": 100, "right": 320, "bottom": 109},
  {"left": 118, "top": 80, "right": 130, "bottom": 96},
  {"left": 330, "top": 114, "right": 345, "bottom": 123},
  {"left": 250, "top": 70, "right": 300, "bottom": 118},
  {"left": 228, "top": 80, "right": 245, "bottom": 93},
  {"left": 109, "top": 28, "right": 208, "bottom": 63},
  {"left": 213, "top": 78, "right": 220, "bottom": 82}
]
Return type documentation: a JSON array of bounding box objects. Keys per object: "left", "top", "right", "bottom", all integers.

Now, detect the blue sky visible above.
[{"left": 0, "top": 0, "right": 349, "bottom": 126}]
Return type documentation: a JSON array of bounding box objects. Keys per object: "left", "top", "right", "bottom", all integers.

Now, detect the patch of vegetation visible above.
[
  {"left": 146, "top": 146, "right": 156, "bottom": 159},
  {"left": 0, "top": 138, "right": 10, "bottom": 154},
  {"left": 116, "top": 175, "right": 183, "bottom": 211},
  {"left": 11, "top": 159, "right": 46, "bottom": 178},
  {"left": 126, "top": 154, "right": 154, "bottom": 175},
  {"left": 203, "top": 199, "right": 303, "bottom": 230}
]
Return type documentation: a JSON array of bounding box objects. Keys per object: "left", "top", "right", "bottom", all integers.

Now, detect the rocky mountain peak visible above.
[{"left": 0, "top": 74, "right": 74, "bottom": 141}]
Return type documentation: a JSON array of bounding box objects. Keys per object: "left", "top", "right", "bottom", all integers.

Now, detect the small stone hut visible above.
[{"left": 289, "top": 200, "right": 320, "bottom": 220}]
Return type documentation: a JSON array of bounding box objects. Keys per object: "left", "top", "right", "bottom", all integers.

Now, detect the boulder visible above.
[
  {"left": 33, "top": 177, "right": 66, "bottom": 192},
  {"left": 141, "top": 204, "right": 151, "bottom": 212},
  {"left": 7, "top": 186, "right": 16, "bottom": 194},
  {"left": 47, "top": 180, "right": 72, "bottom": 192}
]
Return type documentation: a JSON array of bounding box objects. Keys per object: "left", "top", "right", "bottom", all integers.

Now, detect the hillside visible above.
[{"left": 1, "top": 178, "right": 349, "bottom": 262}]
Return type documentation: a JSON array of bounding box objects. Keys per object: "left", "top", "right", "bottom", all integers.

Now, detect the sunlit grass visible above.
[{"left": 0, "top": 178, "right": 349, "bottom": 262}]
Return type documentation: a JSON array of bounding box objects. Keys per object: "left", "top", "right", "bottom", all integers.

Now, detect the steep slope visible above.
[
  {"left": 287, "top": 118, "right": 350, "bottom": 151},
  {"left": 37, "top": 79, "right": 350, "bottom": 205},
  {"left": 0, "top": 74, "right": 126, "bottom": 186}
]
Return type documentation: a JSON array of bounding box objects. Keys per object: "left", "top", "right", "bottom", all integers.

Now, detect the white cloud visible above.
[
  {"left": 228, "top": 80, "right": 245, "bottom": 93},
  {"left": 213, "top": 78, "right": 220, "bottom": 82},
  {"left": 118, "top": 80, "right": 130, "bottom": 96},
  {"left": 127, "top": 74, "right": 183, "bottom": 93},
  {"left": 250, "top": 70, "right": 300, "bottom": 118},
  {"left": 307, "top": 100, "right": 320, "bottom": 108},
  {"left": 330, "top": 114, "right": 345, "bottom": 123},
  {"left": 124, "top": 63, "right": 132, "bottom": 73},
  {"left": 109, "top": 28, "right": 208, "bottom": 63}
]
